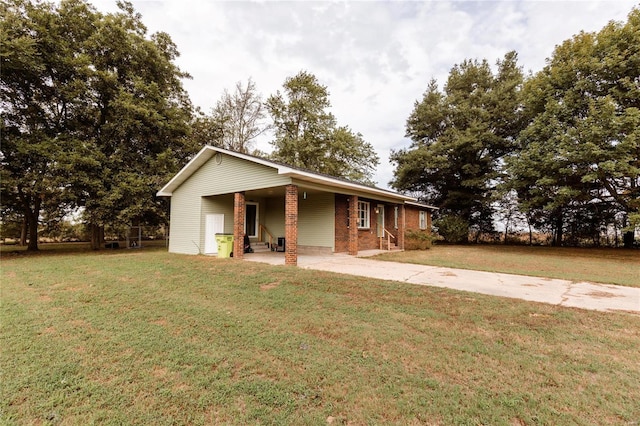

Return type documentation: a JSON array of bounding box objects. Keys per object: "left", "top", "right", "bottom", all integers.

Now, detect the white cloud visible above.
[{"left": 89, "top": 0, "right": 637, "bottom": 188}]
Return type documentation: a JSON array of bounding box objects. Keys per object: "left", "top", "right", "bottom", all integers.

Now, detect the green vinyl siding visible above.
[
  {"left": 261, "top": 193, "right": 334, "bottom": 249},
  {"left": 264, "top": 197, "right": 285, "bottom": 241},
  {"left": 168, "top": 185, "right": 202, "bottom": 254},
  {"left": 298, "top": 192, "right": 335, "bottom": 249},
  {"left": 168, "top": 154, "right": 289, "bottom": 254},
  {"left": 201, "top": 194, "right": 234, "bottom": 233},
  {"left": 194, "top": 154, "right": 291, "bottom": 196}
]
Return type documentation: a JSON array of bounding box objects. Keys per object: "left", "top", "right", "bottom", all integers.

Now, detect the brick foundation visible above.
[{"left": 285, "top": 184, "right": 298, "bottom": 266}]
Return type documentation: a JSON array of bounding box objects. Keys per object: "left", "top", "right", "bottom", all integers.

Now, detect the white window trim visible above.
[
  {"left": 357, "top": 201, "right": 370, "bottom": 229},
  {"left": 376, "top": 204, "right": 385, "bottom": 237},
  {"left": 394, "top": 206, "right": 399, "bottom": 229},
  {"left": 419, "top": 211, "right": 427, "bottom": 230}
]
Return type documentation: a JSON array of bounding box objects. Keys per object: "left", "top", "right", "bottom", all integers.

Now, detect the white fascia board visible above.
[
  {"left": 405, "top": 200, "right": 440, "bottom": 210},
  {"left": 157, "top": 145, "right": 417, "bottom": 204},
  {"left": 279, "top": 168, "right": 415, "bottom": 202},
  {"left": 156, "top": 145, "right": 216, "bottom": 196}
]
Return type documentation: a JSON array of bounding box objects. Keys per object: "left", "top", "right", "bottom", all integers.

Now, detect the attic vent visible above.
[{"left": 214, "top": 153, "right": 222, "bottom": 164}]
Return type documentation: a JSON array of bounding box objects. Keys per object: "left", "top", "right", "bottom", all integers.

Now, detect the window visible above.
[
  {"left": 419, "top": 211, "right": 427, "bottom": 230},
  {"left": 357, "top": 201, "right": 370, "bottom": 229},
  {"left": 394, "top": 206, "right": 399, "bottom": 229}
]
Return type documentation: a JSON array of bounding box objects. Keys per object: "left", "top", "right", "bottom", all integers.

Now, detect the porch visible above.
[
  {"left": 242, "top": 249, "right": 393, "bottom": 266},
  {"left": 201, "top": 184, "right": 406, "bottom": 266}
]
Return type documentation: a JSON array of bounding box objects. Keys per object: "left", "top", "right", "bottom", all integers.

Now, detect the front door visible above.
[
  {"left": 204, "top": 214, "right": 224, "bottom": 254},
  {"left": 377, "top": 204, "right": 385, "bottom": 237},
  {"left": 245, "top": 203, "right": 258, "bottom": 238}
]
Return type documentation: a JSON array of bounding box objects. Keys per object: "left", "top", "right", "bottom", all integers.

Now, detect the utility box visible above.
[
  {"left": 275, "top": 237, "right": 286, "bottom": 252},
  {"left": 215, "top": 234, "right": 234, "bottom": 258}
]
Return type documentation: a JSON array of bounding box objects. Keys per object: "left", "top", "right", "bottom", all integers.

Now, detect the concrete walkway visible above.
[{"left": 244, "top": 250, "right": 640, "bottom": 314}]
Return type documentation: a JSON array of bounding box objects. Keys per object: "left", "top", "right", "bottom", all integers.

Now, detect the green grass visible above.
[
  {"left": 2, "top": 249, "right": 639, "bottom": 425},
  {"left": 373, "top": 245, "right": 640, "bottom": 287},
  {"left": 1, "top": 240, "right": 167, "bottom": 254}
]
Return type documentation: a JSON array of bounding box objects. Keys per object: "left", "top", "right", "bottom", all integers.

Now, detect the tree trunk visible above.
[
  {"left": 20, "top": 216, "right": 28, "bottom": 246},
  {"left": 503, "top": 217, "right": 511, "bottom": 245},
  {"left": 623, "top": 231, "right": 634, "bottom": 249},
  {"left": 526, "top": 216, "right": 533, "bottom": 245},
  {"left": 89, "top": 223, "right": 104, "bottom": 250},
  {"left": 553, "top": 211, "right": 563, "bottom": 246},
  {"left": 17, "top": 188, "right": 41, "bottom": 251},
  {"left": 24, "top": 201, "right": 40, "bottom": 251},
  {"left": 92, "top": 224, "right": 99, "bottom": 250}
]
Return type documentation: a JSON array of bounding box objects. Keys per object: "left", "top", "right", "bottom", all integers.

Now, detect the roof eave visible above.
[
  {"left": 278, "top": 168, "right": 414, "bottom": 202},
  {"left": 405, "top": 200, "right": 440, "bottom": 210},
  {"left": 157, "top": 145, "right": 418, "bottom": 203}
]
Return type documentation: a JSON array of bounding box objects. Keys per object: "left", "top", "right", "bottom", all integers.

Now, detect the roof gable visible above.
[{"left": 157, "top": 145, "right": 416, "bottom": 203}]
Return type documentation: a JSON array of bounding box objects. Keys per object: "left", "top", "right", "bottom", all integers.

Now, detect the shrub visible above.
[
  {"left": 404, "top": 230, "right": 435, "bottom": 250},
  {"left": 433, "top": 215, "right": 469, "bottom": 244}
]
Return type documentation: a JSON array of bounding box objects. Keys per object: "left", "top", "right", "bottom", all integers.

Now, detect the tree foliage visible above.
[
  {"left": 1, "top": 0, "right": 196, "bottom": 249},
  {"left": 391, "top": 52, "right": 524, "bottom": 238},
  {"left": 392, "top": 8, "right": 639, "bottom": 246},
  {"left": 211, "top": 78, "right": 269, "bottom": 153},
  {"left": 507, "top": 8, "right": 640, "bottom": 245},
  {"left": 267, "top": 71, "right": 379, "bottom": 184}
]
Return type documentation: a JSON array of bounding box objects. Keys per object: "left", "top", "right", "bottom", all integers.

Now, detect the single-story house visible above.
[{"left": 157, "top": 146, "right": 437, "bottom": 265}]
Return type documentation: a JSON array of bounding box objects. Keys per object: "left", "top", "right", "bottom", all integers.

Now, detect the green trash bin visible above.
[{"left": 215, "top": 233, "right": 234, "bottom": 258}]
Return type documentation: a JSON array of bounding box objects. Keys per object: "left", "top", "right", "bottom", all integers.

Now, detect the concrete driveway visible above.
[{"left": 244, "top": 251, "right": 640, "bottom": 314}]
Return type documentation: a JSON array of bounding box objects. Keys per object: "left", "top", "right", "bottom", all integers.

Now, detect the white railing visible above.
[
  {"left": 258, "top": 224, "right": 274, "bottom": 249},
  {"left": 379, "top": 227, "right": 396, "bottom": 250}
]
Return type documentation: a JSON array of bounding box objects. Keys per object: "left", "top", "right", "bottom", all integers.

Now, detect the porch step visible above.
[{"left": 250, "top": 242, "right": 271, "bottom": 253}]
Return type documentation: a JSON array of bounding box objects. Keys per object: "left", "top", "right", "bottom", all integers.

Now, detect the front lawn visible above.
[
  {"left": 2, "top": 249, "right": 639, "bottom": 424},
  {"left": 374, "top": 245, "right": 640, "bottom": 287}
]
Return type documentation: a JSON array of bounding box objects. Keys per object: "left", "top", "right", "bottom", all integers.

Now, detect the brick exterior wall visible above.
[
  {"left": 285, "top": 184, "right": 298, "bottom": 266},
  {"left": 233, "top": 192, "right": 245, "bottom": 259},
  {"left": 334, "top": 196, "right": 413, "bottom": 253},
  {"left": 405, "top": 205, "right": 432, "bottom": 233},
  {"left": 356, "top": 200, "right": 394, "bottom": 251}
]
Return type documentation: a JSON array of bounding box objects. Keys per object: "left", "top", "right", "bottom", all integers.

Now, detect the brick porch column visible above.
[
  {"left": 233, "top": 192, "right": 245, "bottom": 259},
  {"left": 348, "top": 195, "right": 358, "bottom": 256},
  {"left": 398, "top": 204, "right": 405, "bottom": 250},
  {"left": 285, "top": 184, "right": 298, "bottom": 266}
]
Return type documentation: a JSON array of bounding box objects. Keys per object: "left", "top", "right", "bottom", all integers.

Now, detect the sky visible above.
[{"left": 90, "top": 0, "right": 637, "bottom": 190}]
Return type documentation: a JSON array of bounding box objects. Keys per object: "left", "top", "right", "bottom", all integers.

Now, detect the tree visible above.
[
  {"left": 189, "top": 107, "right": 224, "bottom": 149},
  {"left": 508, "top": 8, "right": 640, "bottom": 246},
  {"left": 267, "top": 71, "right": 379, "bottom": 184},
  {"left": 211, "top": 78, "right": 268, "bottom": 153},
  {"left": 1, "top": 0, "right": 195, "bottom": 250},
  {"left": 1, "top": 0, "right": 94, "bottom": 250},
  {"left": 390, "top": 52, "right": 524, "bottom": 239}
]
